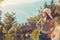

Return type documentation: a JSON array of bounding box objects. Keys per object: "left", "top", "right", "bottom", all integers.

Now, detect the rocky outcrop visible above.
[{"left": 52, "top": 25, "right": 60, "bottom": 40}]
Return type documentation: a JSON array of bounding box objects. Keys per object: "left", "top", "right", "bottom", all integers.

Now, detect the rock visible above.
[{"left": 52, "top": 25, "right": 60, "bottom": 40}]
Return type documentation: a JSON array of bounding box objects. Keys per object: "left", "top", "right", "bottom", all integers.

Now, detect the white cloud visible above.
[{"left": 1, "top": 0, "right": 40, "bottom": 6}]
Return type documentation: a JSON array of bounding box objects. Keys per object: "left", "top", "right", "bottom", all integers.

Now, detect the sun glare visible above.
[
  {"left": 0, "top": 0, "right": 40, "bottom": 7},
  {"left": 0, "top": 0, "right": 4, "bottom": 6},
  {"left": 0, "top": 0, "right": 4, "bottom": 3}
]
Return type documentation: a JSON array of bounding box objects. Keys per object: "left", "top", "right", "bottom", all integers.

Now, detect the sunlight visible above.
[
  {"left": 1, "top": 0, "right": 40, "bottom": 7},
  {"left": 0, "top": 0, "right": 4, "bottom": 3}
]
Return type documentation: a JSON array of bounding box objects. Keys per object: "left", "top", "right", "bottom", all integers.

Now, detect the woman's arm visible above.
[
  {"left": 50, "top": 20, "right": 55, "bottom": 34},
  {"left": 36, "top": 19, "right": 41, "bottom": 32}
]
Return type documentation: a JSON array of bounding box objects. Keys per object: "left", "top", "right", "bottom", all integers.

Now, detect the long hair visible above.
[{"left": 46, "top": 13, "right": 52, "bottom": 20}]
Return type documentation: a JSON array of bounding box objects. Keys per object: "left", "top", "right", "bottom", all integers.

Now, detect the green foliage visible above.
[
  {"left": 1, "top": 12, "right": 17, "bottom": 40},
  {"left": 4, "top": 12, "right": 16, "bottom": 31},
  {"left": 30, "top": 28, "right": 38, "bottom": 40}
]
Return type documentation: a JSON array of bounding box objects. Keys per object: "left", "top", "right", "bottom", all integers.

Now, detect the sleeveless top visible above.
[{"left": 41, "top": 19, "right": 53, "bottom": 32}]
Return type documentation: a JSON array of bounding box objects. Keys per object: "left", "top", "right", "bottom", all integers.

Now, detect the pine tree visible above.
[
  {"left": 50, "top": 0, "right": 56, "bottom": 15},
  {"left": 4, "top": 12, "right": 16, "bottom": 31},
  {"left": 44, "top": 1, "right": 47, "bottom": 8},
  {"left": 3, "top": 12, "right": 16, "bottom": 40}
]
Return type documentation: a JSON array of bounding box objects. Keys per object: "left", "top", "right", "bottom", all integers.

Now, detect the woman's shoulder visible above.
[{"left": 38, "top": 19, "right": 44, "bottom": 23}]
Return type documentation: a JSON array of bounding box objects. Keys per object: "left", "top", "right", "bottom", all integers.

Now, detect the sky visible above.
[
  {"left": 1, "top": 0, "right": 40, "bottom": 6},
  {"left": 0, "top": 0, "right": 56, "bottom": 24}
]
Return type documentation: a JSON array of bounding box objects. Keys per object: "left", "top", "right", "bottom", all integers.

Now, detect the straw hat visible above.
[{"left": 43, "top": 8, "right": 53, "bottom": 19}]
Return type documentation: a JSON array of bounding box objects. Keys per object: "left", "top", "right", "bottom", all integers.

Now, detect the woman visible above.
[{"left": 36, "top": 8, "right": 55, "bottom": 40}]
